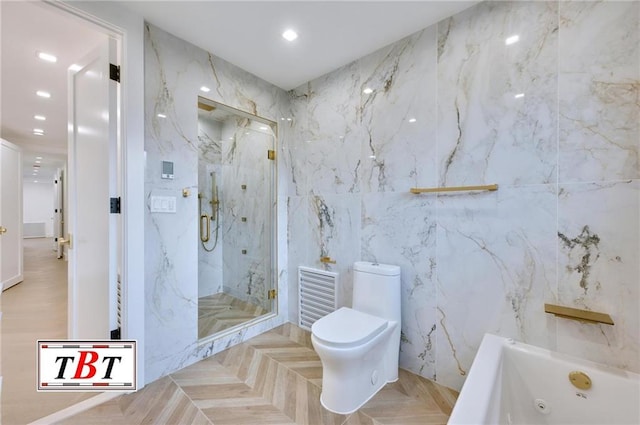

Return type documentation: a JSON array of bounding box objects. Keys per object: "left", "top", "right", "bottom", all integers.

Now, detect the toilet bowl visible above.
[{"left": 311, "top": 262, "right": 401, "bottom": 414}]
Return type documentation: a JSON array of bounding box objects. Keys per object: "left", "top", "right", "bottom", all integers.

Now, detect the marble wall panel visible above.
[
  {"left": 356, "top": 27, "right": 438, "bottom": 193},
  {"left": 435, "top": 185, "right": 557, "bottom": 389},
  {"left": 287, "top": 1, "right": 638, "bottom": 392},
  {"left": 288, "top": 61, "right": 364, "bottom": 196},
  {"left": 144, "top": 23, "right": 288, "bottom": 383},
  {"left": 558, "top": 1, "right": 639, "bottom": 182},
  {"left": 361, "top": 192, "right": 438, "bottom": 379},
  {"left": 557, "top": 180, "right": 639, "bottom": 371},
  {"left": 437, "top": 1, "right": 558, "bottom": 187}
]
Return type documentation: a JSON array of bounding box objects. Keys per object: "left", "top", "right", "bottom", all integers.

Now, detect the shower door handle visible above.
[
  {"left": 0, "top": 226, "right": 7, "bottom": 235},
  {"left": 200, "top": 214, "right": 210, "bottom": 242}
]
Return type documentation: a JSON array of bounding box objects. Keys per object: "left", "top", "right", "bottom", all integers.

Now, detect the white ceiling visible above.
[
  {"left": 1, "top": 1, "right": 105, "bottom": 181},
  {"left": 122, "top": 1, "right": 478, "bottom": 91},
  {"left": 1, "top": 0, "right": 477, "bottom": 182}
]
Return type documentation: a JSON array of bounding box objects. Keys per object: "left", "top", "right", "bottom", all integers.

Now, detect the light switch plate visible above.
[{"left": 150, "top": 196, "right": 176, "bottom": 213}]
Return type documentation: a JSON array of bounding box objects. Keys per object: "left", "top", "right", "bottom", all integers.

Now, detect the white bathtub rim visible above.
[
  {"left": 448, "top": 333, "right": 506, "bottom": 425},
  {"left": 447, "top": 333, "right": 640, "bottom": 425}
]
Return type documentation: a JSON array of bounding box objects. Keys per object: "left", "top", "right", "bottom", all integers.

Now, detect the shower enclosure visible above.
[{"left": 197, "top": 97, "right": 276, "bottom": 340}]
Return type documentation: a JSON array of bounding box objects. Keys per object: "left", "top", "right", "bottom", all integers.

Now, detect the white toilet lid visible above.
[{"left": 312, "top": 307, "right": 387, "bottom": 348}]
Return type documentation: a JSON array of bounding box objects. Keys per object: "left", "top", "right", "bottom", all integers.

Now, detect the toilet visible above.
[{"left": 311, "top": 261, "right": 401, "bottom": 414}]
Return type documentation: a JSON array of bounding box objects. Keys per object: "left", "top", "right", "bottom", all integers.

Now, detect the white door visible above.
[
  {"left": 66, "top": 37, "right": 118, "bottom": 339},
  {"left": 0, "top": 139, "right": 23, "bottom": 291}
]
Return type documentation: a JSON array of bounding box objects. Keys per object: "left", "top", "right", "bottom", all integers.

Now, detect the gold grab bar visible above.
[
  {"left": 410, "top": 184, "right": 498, "bottom": 194},
  {"left": 200, "top": 214, "right": 210, "bottom": 242},
  {"left": 544, "top": 303, "right": 614, "bottom": 325}
]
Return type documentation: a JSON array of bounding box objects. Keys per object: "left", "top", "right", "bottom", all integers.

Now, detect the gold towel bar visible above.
[
  {"left": 544, "top": 303, "right": 614, "bottom": 325},
  {"left": 410, "top": 184, "right": 498, "bottom": 194}
]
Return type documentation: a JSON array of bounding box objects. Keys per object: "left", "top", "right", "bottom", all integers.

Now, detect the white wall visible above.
[{"left": 23, "top": 180, "right": 55, "bottom": 237}]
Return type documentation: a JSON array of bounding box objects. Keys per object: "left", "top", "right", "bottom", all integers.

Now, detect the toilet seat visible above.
[{"left": 312, "top": 307, "right": 387, "bottom": 348}]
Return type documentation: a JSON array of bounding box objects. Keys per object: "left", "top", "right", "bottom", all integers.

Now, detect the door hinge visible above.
[
  {"left": 268, "top": 289, "right": 277, "bottom": 299},
  {"left": 110, "top": 197, "right": 121, "bottom": 214},
  {"left": 267, "top": 150, "right": 276, "bottom": 161},
  {"left": 110, "top": 63, "right": 120, "bottom": 83},
  {"left": 110, "top": 328, "right": 121, "bottom": 340}
]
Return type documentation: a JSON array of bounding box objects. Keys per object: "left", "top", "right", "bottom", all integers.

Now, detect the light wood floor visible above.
[
  {"left": 58, "top": 324, "right": 458, "bottom": 425},
  {"left": 2, "top": 238, "right": 95, "bottom": 424},
  {"left": 198, "top": 293, "right": 267, "bottom": 339}
]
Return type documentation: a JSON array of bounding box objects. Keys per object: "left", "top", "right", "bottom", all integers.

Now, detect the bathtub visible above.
[{"left": 448, "top": 334, "right": 640, "bottom": 425}]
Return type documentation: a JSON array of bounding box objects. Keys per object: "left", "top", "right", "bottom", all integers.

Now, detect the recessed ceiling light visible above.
[
  {"left": 36, "top": 156, "right": 43, "bottom": 159},
  {"left": 505, "top": 35, "right": 520, "bottom": 45},
  {"left": 34, "top": 115, "right": 46, "bottom": 121},
  {"left": 514, "top": 93, "right": 525, "bottom": 99},
  {"left": 282, "top": 29, "right": 298, "bottom": 42},
  {"left": 259, "top": 126, "right": 268, "bottom": 130},
  {"left": 36, "top": 90, "right": 51, "bottom": 98},
  {"left": 35, "top": 160, "right": 41, "bottom": 164},
  {"left": 408, "top": 118, "right": 417, "bottom": 123},
  {"left": 33, "top": 128, "right": 45, "bottom": 133},
  {"left": 34, "top": 180, "right": 39, "bottom": 183},
  {"left": 157, "top": 113, "right": 167, "bottom": 118},
  {"left": 69, "top": 64, "right": 82, "bottom": 72},
  {"left": 363, "top": 87, "right": 373, "bottom": 94},
  {"left": 286, "top": 118, "right": 292, "bottom": 121},
  {"left": 200, "top": 86, "right": 211, "bottom": 93},
  {"left": 37, "top": 51, "right": 57, "bottom": 63}
]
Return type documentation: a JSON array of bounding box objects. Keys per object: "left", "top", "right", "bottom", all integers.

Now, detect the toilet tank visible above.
[{"left": 352, "top": 262, "right": 401, "bottom": 323}]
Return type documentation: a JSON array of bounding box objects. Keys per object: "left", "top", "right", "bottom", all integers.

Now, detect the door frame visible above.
[
  {"left": 45, "top": 0, "right": 146, "bottom": 386},
  {"left": 1, "top": 139, "right": 24, "bottom": 291}
]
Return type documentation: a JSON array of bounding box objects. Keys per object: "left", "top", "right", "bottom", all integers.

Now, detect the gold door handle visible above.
[
  {"left": 58, "top": 234, "right": 72, "bottom": 249},
  {"left": 0, "top": 226, "right": 7, "bottom": 235}
]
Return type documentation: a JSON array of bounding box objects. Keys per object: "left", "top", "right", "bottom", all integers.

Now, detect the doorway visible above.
[{"left": 0, "top": 1, "right": 123, "bottom": 422}]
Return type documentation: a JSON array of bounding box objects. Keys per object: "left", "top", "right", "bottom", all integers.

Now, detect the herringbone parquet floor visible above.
[
  {"left": 198, "top": 293, "right": 267, "bottom": 339},
  {"left": 57, "top": 324, "right": 458, "bottom": 425}
]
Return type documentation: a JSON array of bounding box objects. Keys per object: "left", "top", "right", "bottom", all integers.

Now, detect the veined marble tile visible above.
[
  {"left": 287, "top": 194, "right": 361, "bottom": 312},
  {"left": 309, "top": 194, "right": 361, "bottom": 308},
  {"left": 144, "top": 24, "right": 288, "bottom": 383},
  {"left": 437, "top": 1, "right": 558, "bottom": 187},
  {"left": 362, "top": 192, "right": 438, "bottom": 379},
  {"left": 435, "top": 184, "right": 557, "bottom": 390},
  {"left": 357, "top": 27, "right": 438, "bottom": 193},
  {"left": 557, "top": 180, "right": 639, "bottom": 372},
  {"left": 289, "top": 62, "right": 364, "bottom": 196},
  {"left": 558, "top": 1, "right": 639, "bottom": 182},
  {"left": 286, "top": 196, "right": 312, "bottom": 324}
]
